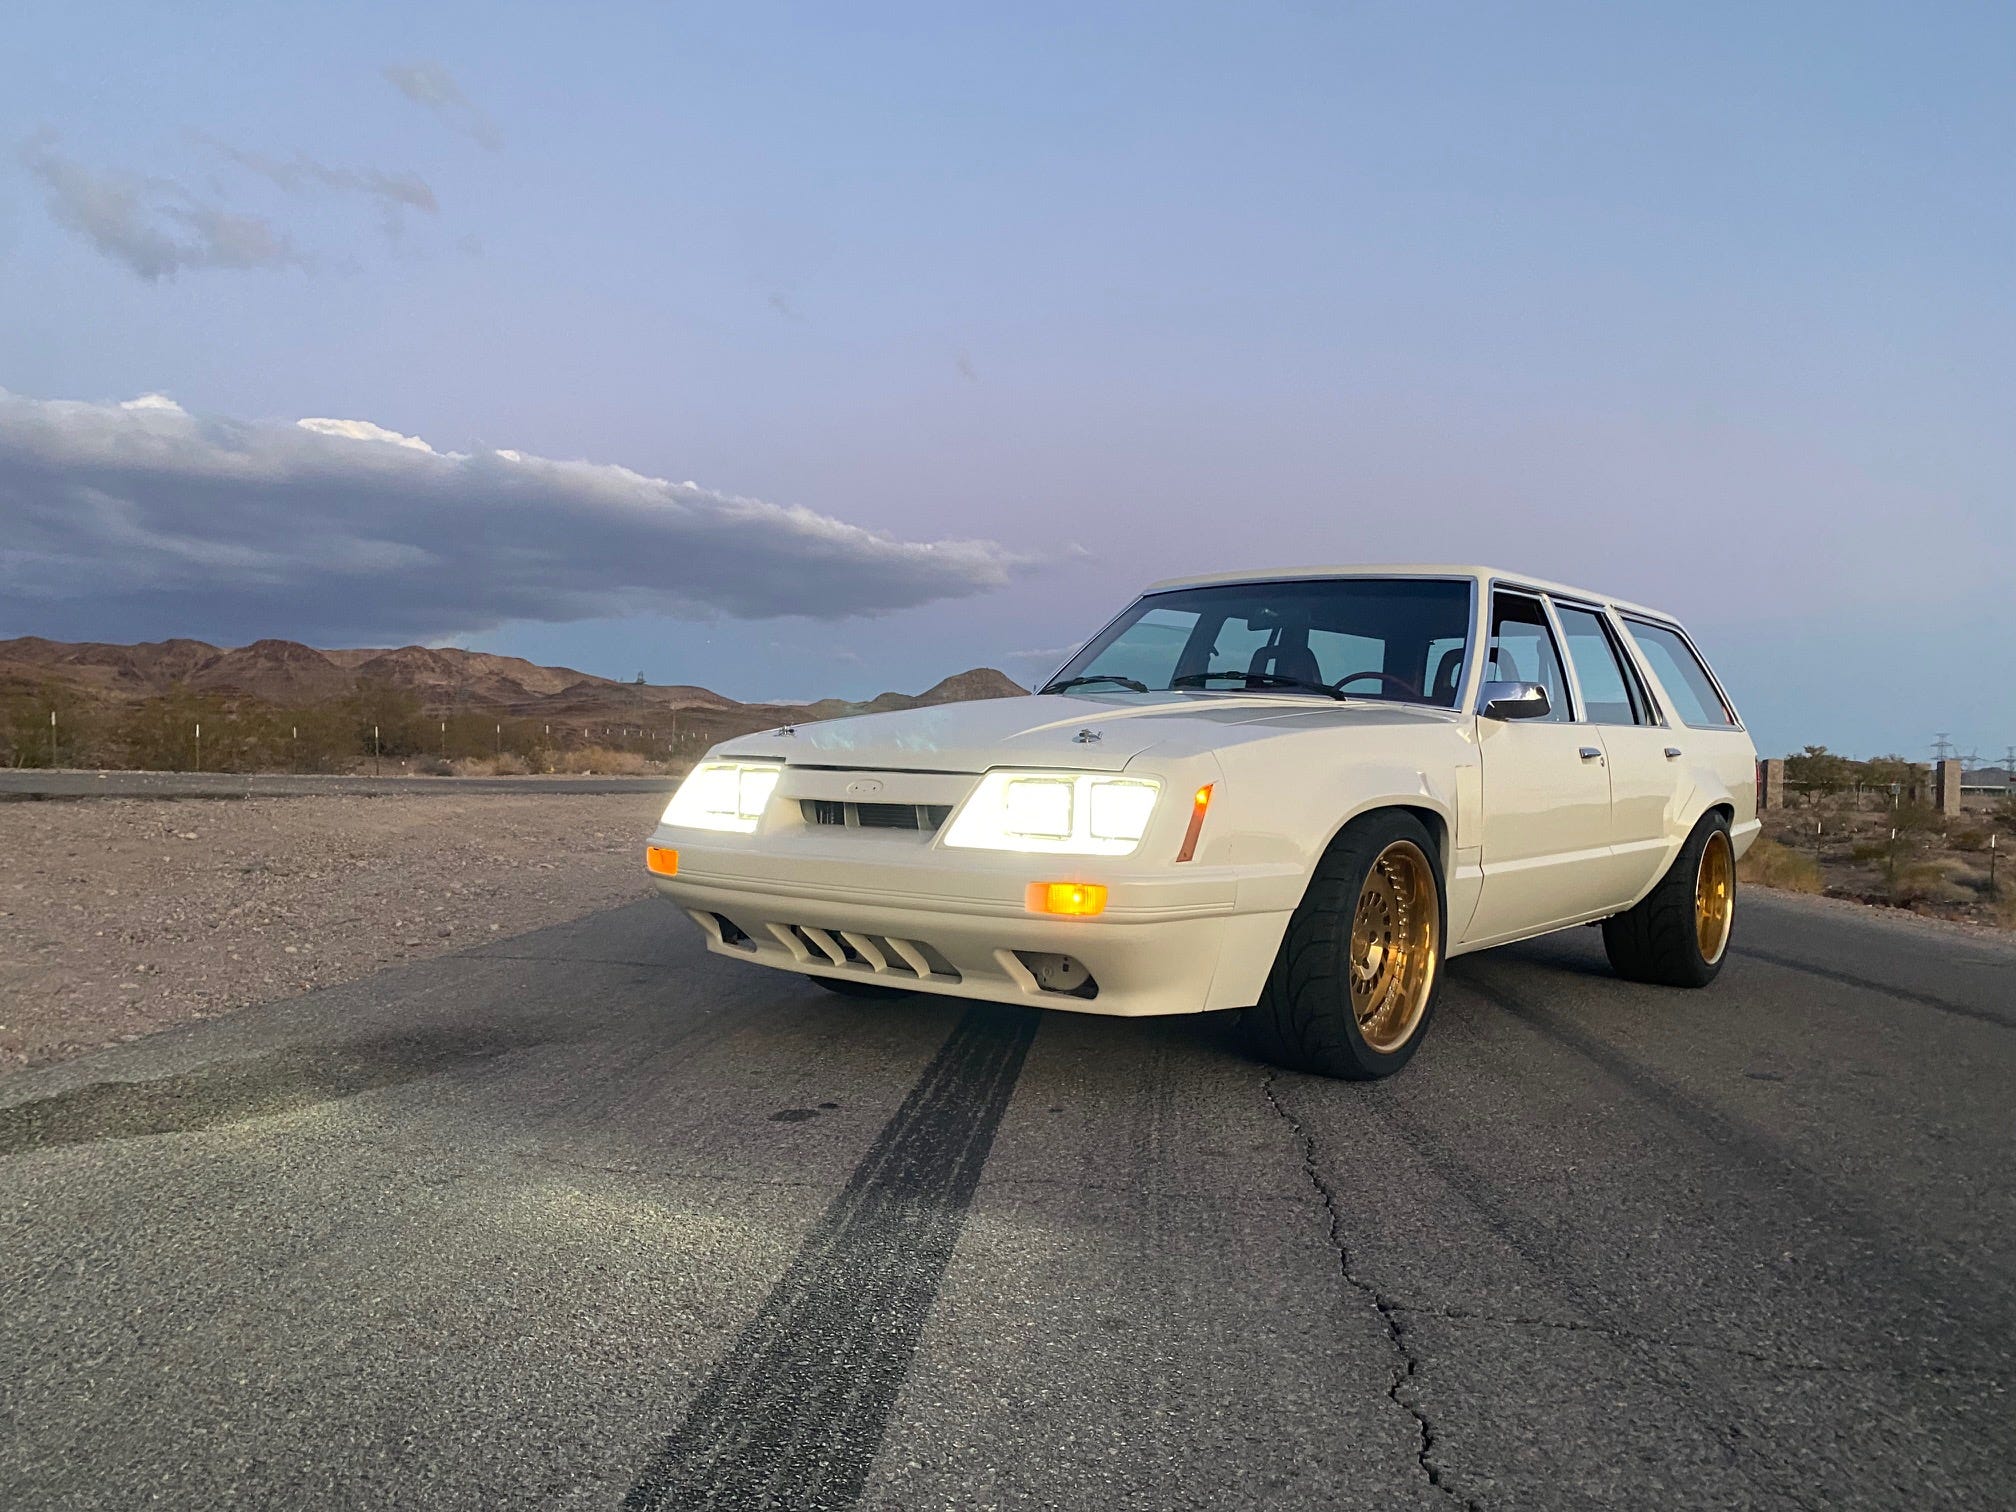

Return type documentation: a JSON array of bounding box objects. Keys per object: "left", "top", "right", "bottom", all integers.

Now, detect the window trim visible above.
[
  {"left": 1549, "top": 596, "right": 1665, "bottom": 729},
  {"left": 1618, "top": 614, "right": 1743, "bottom": 731},
  {"left": 1476, "top": 587, "right": 1577, "bottom": 721}
]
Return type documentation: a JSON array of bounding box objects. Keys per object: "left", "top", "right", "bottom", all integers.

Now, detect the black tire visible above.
[
  {"left": 1240, "top": 810, "right": 1446, "bottom": 1080},
  {"left": 1601, "top": 811, "right": 1735, "bottom": 988},
  {"left": 810, "top": 975, "right": 915, "bottom": 1000}
]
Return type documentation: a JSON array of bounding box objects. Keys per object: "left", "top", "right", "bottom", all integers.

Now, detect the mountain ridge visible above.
[{"left": 0, "top": 635, "right": 1027, "bottom": 736}]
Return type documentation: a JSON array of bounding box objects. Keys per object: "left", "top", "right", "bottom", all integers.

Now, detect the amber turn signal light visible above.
[
  {"left": 645, "top": 846, "right": 680, "bottom": 877},
  {"left": 1174, "top": 784, "right": 1214, "bottom": 862},
  {"left": 1026, "top": 881, "right": 1107, "bottom": 917}
]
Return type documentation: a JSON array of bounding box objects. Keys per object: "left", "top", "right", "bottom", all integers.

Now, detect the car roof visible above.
[{"left": 1142, "top": 564, "right": 1680, "bottom": 623}]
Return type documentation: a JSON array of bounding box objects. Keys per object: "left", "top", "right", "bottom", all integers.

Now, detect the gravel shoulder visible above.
[{"left": 0, "top": 791, "right": 664, "bottom": 1073}]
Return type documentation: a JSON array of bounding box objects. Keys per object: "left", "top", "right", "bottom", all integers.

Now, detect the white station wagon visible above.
[{"left": 647, "top": 566, "right": 1759, "bottom": 1078}]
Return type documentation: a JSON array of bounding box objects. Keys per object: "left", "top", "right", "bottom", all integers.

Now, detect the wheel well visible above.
[{"left": 1321, "top": 804, "right": 1449, "bottom": 874}]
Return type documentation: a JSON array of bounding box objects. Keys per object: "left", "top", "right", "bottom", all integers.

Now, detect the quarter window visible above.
[
  {"left": 1555, "top": 604, "right": 1650, "bottom": 725},
  {"left": 1484, "top": 593, "right": 1571, "bottom": 721},
  {"left": 1624, "top": 620, "right": 1736, "bottom": 728}
]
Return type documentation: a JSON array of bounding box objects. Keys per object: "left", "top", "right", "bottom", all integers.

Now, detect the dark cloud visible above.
[
  {"left": 0, "top": 390, "right": 1027, "bottom": 645},
  {"left": 20, "top": 135, "right": 305, "bottom": 280},
  {"left": 382, "top": 62, "right": 501, "bottom": 151}
]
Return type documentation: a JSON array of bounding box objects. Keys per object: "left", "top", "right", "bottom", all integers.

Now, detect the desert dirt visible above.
[{"left": 0, "top": 790, "right": 665, "bottom": 1074}]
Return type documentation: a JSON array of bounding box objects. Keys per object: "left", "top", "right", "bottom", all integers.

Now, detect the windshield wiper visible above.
[
  {"left": 1041, "top": 674, "right": 1150, "bottom": 694},
  {"left": 1170, "top": 670, "right": 1349, "bottom": 701}
]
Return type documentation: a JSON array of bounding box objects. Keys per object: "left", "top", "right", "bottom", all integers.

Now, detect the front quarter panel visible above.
[{"left": 1192, "top": 715, "right": 1477, "bottom": 955}]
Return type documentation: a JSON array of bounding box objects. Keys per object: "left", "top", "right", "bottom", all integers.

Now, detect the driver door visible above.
[{"left": 1463, "top": 592, "right": 1618, "bottom": 944}]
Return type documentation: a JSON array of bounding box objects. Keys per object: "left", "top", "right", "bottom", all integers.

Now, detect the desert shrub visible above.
[
  {"left": 414, "top": 756, "right": 455, "bottom": 776},
  {"left": 1736, "top": 837, "right": 1823, "bottom": 893},
  {"left": 1995, "top": 886, "right": 2016, "bottom": 931},
  {"left": 550, "top": 745, "right": 648, "bottom": 775},
  {"left": 1948, "top": 826, "right": 1990, "bottom": 853},
  {"left": 1890, "top": 861, "right": 1971, "bottom": 907},
  {"left": 1849, "top": 840, "right": 1895, "bottom": 865},
  {"left": 1992, "top": 797, "right": 2016, "bottom": 833},
  {"left": 491, "top": 752, "right": 530, "bottom": 776},
  {"left": 1890, "top": 800, "right": 1941, "bottom": 834}
]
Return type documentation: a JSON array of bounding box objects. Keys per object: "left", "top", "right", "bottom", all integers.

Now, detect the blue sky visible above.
[{"left": 2, "top": 1, "right": 2010, "bottom": 759}]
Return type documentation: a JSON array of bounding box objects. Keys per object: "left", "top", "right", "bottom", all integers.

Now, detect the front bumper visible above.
[{"left": 647, "top": 825, "right": 1289, "bottom": 1017}]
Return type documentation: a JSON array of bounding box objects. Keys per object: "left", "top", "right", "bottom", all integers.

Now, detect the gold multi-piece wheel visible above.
[
  {"left": 1244, "top": 810, "right": 1447, "bottom": 1079},
  {"left": 1694, "top": 828, "right": 1735, "bottom": 965},
  {"left": 1349, "top": 839, "right": 1441, "bottom": 1054},
  {"left": 1602, "top": 811, "right": 1737, "bottom": 988}
]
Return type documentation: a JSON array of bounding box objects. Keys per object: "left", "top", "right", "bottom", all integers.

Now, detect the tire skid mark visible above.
[
  {"left": 1730, "top": 946, "right": 2014, "bottom": 1031},
  {"left": 621, "top": 1001, "right": 1039, "bottom": 1512},
  {"left": 1461, "top": 963, "right": 2012, "bottom": 1362}
]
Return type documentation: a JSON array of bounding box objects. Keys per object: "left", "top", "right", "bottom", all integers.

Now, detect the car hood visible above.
[{"left": 715, "top": 692, "right": 1462, "bottom": 773}]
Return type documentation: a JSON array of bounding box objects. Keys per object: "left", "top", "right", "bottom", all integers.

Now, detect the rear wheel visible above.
[
  {"left": 1601, "top": 812, "right": 1735, "bottom": 987},
  {"left": 1242, "top": 811, "right": 1445, "bottom": 1079},
  {"left": 811, "top": 975, "right": 915, "bottom": 1000}
]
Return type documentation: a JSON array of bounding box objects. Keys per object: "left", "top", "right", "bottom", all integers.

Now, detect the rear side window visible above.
[
  {"left": 1625, "top": 620, "right": 1736, "bottom": 728},
  {"left": 1554, "top": 604, "right": 1651, "bottom": 725}
]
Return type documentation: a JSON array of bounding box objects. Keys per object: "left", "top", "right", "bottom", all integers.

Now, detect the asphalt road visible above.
[
  {"left": 1, "top": 891, "right": 2010, "bottom": 1511},
  {"left": 0, "top": 770, "right": 673, "bottom": 801}
]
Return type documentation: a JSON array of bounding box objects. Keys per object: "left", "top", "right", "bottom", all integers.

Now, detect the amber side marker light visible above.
[
  {"left": 1026, "top": 881, "right": 1108, "bottom": 917},
  {"left": 645, "top": 846, "right": 680, "bottom": 877},
  {"left": 1175, "top": 784, "right": 1215, "bottom": 862}
]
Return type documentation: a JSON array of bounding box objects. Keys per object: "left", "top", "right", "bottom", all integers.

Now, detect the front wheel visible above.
[
  {"left": 1601, "top": 812, "right": 1735, "bottom": 987},
  {"left": 1241, "top": 811, "right": 1445, "bottom": 1079}
]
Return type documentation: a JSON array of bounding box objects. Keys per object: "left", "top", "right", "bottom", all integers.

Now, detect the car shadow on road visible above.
[{"left": 0, "top": 1028, "right": 556, "bottom": 1159}]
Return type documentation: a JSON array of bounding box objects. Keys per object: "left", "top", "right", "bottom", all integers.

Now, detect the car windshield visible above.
[{"left": 1045, "top": 577, "right": 1474, "bottom": 706}]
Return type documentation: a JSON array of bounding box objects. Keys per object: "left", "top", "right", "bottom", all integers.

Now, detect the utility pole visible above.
[{"left": 1932, "top": 732, "right": 1954, "bottom": 762}]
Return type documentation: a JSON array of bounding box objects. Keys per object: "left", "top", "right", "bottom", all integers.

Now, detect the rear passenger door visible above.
[{"left": 1552, "top": 600, "right": 1677, "bottom": 905}]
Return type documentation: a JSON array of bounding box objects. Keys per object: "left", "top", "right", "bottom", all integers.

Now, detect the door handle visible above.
[
  {"left": 1579, "top": 746, "right": 1603, "bottom": 762},
  {"left": 1664, "top": 747, "right": 1682, "bottom": 760}
]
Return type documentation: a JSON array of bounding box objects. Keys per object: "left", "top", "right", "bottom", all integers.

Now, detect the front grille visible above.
[{"left": 800, "top": 799, "right": 952, "bottom": 833}]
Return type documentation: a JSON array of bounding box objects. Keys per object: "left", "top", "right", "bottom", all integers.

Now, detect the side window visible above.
[
  {"left": 1625, "top": 620, "right": 1736, "bottom": 728},
  {"left": 1484, "top": 593, "right": 1571, "bottom": 721},
  {"left": 1554, "top": 604, "right": 1649, "bottom": 725}
]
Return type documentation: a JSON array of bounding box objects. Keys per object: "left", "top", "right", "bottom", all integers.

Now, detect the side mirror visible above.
[{"left": 1480, "top": 680, "right": 1551, "bottom": 720}]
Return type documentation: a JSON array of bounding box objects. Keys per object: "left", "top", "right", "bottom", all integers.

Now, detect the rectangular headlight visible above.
[
  {"left": 660, "top": 760, "right": 783, "bottom": 834},
  {"left": 943, "top": 771, "right": 1161, "bottom": 856}
]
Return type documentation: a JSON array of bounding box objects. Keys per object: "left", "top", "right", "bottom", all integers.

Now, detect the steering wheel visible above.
[{"left": 1332, "top": 670, "right": 1421, "bottom": 698}]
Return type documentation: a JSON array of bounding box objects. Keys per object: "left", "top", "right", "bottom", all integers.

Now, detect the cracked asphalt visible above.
[{"left": 1, "top": 889, "right": 2009, "bottom": 1510}]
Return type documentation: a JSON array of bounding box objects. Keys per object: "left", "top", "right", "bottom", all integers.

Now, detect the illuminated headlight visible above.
[
  {"left": 660, "top": 760, "right": 783, "bottom": 834},
  {"left": 944, "top": 771, "right": 1162, "bottom": 855}
]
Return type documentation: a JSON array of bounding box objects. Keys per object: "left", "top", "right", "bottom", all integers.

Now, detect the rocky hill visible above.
[{"left": 0, "top": 635, "right": 1026, "bottom": 740}]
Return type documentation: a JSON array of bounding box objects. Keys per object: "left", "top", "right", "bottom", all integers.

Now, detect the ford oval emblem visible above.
[{"left": 845, "top": 778, "right": 884, "bottom": 797}]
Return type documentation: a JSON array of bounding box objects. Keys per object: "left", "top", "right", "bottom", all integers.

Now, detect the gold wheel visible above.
[
  {"left": 1349, "top": 840, "right": 1440, "bottom": 1054},
  {"left": 1695, "top": 829, "right": 1734, "bottom": 964}
]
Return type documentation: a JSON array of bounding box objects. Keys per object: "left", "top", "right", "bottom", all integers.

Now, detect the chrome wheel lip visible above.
[
  {"left": 1349, "top": 839, "right": 1439, "bottom": 1055},
  {"left": 1695, "top": 829, "right": 1735, "bottom": 965}
]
